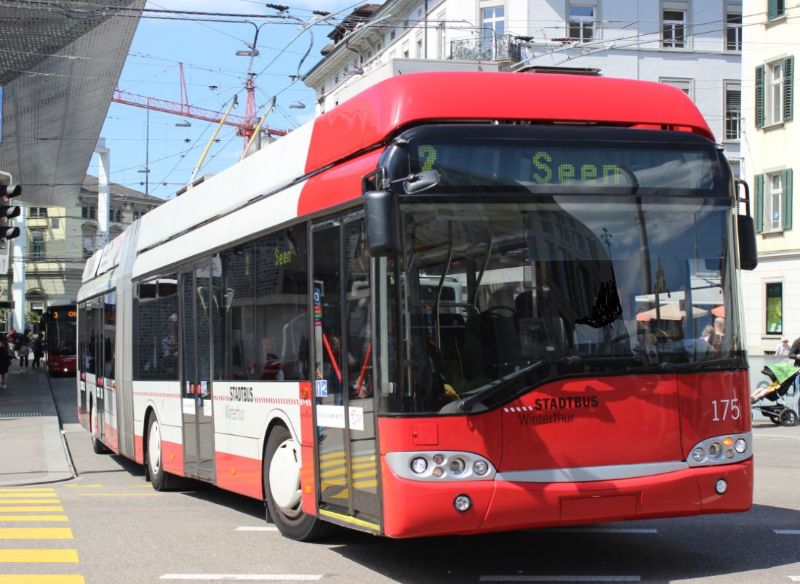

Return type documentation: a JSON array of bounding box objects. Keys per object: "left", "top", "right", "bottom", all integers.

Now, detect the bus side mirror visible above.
[
  {"left": 735, "top": 179, "right": 758, "bottom": 271},
  {"left": 364, "top": 190, "right": 401, "bottom": 257},
  {"left": 737, "top": 215, "right": 758, "bottom": 270}
]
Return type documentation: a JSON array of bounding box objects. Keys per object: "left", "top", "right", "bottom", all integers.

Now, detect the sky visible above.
[{"left": 94, "top": 0, "right": 362, "bottom": 200}]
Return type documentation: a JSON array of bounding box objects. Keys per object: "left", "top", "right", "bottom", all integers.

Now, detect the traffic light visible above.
[{"left": 0, "top": 177, "right": 21, "bottom": 241}]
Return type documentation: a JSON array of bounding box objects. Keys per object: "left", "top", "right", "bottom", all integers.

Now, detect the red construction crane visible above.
[{"left": 111, "top": 63, "right": 286, "bottom": 143}]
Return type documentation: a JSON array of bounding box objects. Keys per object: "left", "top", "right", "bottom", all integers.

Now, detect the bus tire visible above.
[
  {"left": 146, "top": 414, "right": 175, "bottom": 491},
  {"left": 89, "top": 399, "right": 108, "bottom": 454},
  {"left": 263, "top": 424, "right": 327, "bottom": 541}
]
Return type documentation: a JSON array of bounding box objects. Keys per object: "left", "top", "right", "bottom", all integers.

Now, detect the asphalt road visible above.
[{"left": 19, "top": 376, "right": 800, "bottom": 584}]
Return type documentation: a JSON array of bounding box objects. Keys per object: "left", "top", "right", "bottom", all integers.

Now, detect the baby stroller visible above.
[{"left": 751, "top": 362, "right": 800, "bottom": 426}]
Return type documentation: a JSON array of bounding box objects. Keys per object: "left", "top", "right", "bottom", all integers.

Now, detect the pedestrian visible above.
[
  {"left": 6, "top": 327, "right": 16, "bottom": 346},
  {"left": 0, "top": 338, "right": 11, "bottom": 389},
  {"left": 17, "top": 328, "right": 31, "bottom": 371},
  {"left": 32, "top": 333, "right": 44, "bottom": 368},
  {"left": 776, "top": 338, "right": 791, "bottom": 357}
]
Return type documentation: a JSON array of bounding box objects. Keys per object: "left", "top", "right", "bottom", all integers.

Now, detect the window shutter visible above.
[
  {"left": 784, "top": 56, "right": 794, "bottom": 122},
  {"left": 756, "top": 65, "right": 765, "bottom": 128},
  {"left": 755, "top": 174, "right": 764, "bottom": 233},
  {"left": 768, "top": 0, "right": 778, "bottom": 19},
  {"left": 783, "top": 168, "right": 793, "bottom": 230}
]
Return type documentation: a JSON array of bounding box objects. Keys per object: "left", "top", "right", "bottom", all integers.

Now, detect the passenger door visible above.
[
  {"left": 311, "top": 215, "right": 381, "bottom": 531},
  {"left": 180, "top": 257, "right": 220, "bottom": 481}
]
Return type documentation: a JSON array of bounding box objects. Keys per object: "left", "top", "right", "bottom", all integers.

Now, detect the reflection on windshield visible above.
[
  {"left": 383, "top": 197, "right": 742, "bottom": 414},
  {"left": 48, "top": 321, "right": 77, "bottom": 356}
]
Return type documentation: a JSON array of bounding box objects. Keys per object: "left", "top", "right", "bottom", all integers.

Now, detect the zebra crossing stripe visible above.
[
  {"left": 0, "top": 506, "right": 64, "bottom": 513},
  {"left": 0, "top": 577, "right": 85, "bottom": 583},
  {"left": 0, "top": 499, "right": 61, "bottom": 504},
  {"left": 0, "top": 515, "right": 69, "bottom": 522},
  {"left": 0, "top": 528, "right": 73, "bottom": 539},
  {"left": 0, "top": 549, "right": 79, "bottom": 563}
]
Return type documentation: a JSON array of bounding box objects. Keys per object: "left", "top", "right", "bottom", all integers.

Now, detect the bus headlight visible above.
[
  {"left": 387, "top": 451, "right": 495, "bottom": 481},
  {"left": 687, "top": 433, "right": 751, "bottom": 467},
  {"left": 449, "top": 458, "right": 466, "bottom": 476},
  {"left": 410, "top": 457, "right": 428, "bottom": 475}
]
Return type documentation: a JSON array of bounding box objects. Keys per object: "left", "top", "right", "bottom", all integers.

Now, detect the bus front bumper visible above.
[{"left": 381, "top": 458, "right": 753, "bottom": 538}]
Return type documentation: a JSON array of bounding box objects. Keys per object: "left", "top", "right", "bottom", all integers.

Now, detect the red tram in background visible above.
[{"left": 43, "top": 304, "right": 77, "bottom": 376}]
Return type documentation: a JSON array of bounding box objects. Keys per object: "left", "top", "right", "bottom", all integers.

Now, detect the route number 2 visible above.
[{"left": 711, "top": 399, "right": 741, "bottom": 421}]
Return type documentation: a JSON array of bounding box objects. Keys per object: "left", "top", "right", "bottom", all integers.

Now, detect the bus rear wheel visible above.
[
  {"left": 263, "top": 425, "right": 327, "bottom": 541},
  {"left": 146, "top": 414, "right": 176, "bottom": 491}
]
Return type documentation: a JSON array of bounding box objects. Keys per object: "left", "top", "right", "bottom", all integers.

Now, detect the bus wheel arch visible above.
[{"left": 262, "top": 422, "right": 326, "bottom": 541}]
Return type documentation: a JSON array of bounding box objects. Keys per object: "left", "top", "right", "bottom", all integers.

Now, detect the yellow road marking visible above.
[
  {"left": 0, "top": 490, "right": 55, "bottom": 496},
  {"left": 0, "top": 516, "right": 68, "bottom": 522},
  {"left": 0, "top": 528, "right": 73, "bottom": 540},
  {"left": 0, "top": 576, "right": 85, "bottom": 583},
  {"left": 0, "top": 507, "right": 64, "bottom": 513},
  {"left": 75, "top": 493, "right": 161, "bottom": 497},
  {"left": 0, "top": 549, "right": 79, "bottom": 563},
  {"left": 0, "top": 500, "right": 60, "bottom": 504},
  {"left": 66, "top": 483, "right": 103, "bottom": 489}
]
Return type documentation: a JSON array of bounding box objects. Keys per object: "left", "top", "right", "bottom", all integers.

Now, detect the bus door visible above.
[
  {"left": 179, "top": 257, "right": 221, "bottom": 482},
  {"left": 311, "top": 215, "right": 381, "bottom": 531}
]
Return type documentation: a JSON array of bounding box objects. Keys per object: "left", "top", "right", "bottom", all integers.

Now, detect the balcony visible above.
[{"left": 449, "top": 34, "right": 524, "bottom": 63}]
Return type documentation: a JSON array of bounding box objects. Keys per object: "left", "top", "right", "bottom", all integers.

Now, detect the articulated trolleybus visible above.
[{"left": 78, "top": 72, "right": 758, "bottom": 540}]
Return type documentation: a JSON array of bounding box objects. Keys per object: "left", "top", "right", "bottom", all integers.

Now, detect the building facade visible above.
[
  {"left": 741, "top": 0, "right": 800, "bottom": 355},
  {"left": 303, "top": 0, "right": 742, "bottom": 174},
  {"left": 6, "top": 176, "right": 162, "bottom": 324}
]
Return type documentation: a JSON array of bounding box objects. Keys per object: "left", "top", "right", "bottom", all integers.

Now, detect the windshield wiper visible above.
[{"left": 445, "top": 360, "right": 546, "bottom": 413}]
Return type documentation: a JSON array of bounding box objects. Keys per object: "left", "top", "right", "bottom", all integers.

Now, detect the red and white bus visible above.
[
  {"left": 42, "top": 304, "right": 77, "bottom": 376},
  {"left": 77, "top": 72, "right": 757, "bottom": 540}
]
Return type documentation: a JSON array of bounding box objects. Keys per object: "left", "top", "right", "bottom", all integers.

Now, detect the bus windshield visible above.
[
  {"left": 379, "top": 129, "right": 742, "bottom": 415},
  {"left": 47, "top": 316, "right": 77, "bottom": 356}
]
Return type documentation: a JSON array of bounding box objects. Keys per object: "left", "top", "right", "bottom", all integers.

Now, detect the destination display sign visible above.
[{"left": 415, "top": 141, "right": 719, "bottom": 191}]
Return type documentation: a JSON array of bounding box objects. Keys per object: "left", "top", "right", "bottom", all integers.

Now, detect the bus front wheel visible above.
[{"left": 263, "top": 424, "right": 327, "bottom": 541}]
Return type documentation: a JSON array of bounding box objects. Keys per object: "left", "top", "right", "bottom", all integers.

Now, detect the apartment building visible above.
[
  {"left": 740, "top": 0, "right": 800, "bottom": 355},
  {"left": 7, "top": 176, "right": 162, "bottom": 321},
  {"left": 303, "top": 0, "right": 742, "bottom": 173}
]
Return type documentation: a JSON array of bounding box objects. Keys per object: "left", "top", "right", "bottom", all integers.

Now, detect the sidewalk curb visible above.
[{"left": 46, "top": 371, "right": 78, "bottom": 483}]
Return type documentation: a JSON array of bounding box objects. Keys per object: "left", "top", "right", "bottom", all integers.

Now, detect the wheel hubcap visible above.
[
  {"left": 269, "top": 438, "right": 302, "bottom": 517},
  {"left": 148, "top": 420, "right": 162, "bottom": 475}
]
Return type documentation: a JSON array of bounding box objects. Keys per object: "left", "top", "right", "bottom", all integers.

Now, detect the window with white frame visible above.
[
  {"left": 416, "top": 32, "right": 423, "bottom": 57},
  {"left": 766, "top": 172, "right": 784, "bottom": 231},
  {"left": 480, "top": 3, "right": 505, "bottom": 57},
  {"left": 662, "top": 6, "right": 686, "bottom": 48},
  {"left": 568, "top": 3, "right": 595, "bottom": 43},
  {"left": 768, "top": 60, "right": 784, "bottom": 125},
  {"left": 660, "top": 77, "right": 693, "bottom": 99},
  {"left": 725, "top": 5, "right": 741, "bottom": 51},
  {"left": 30, "top": 230, "right": 45, "bottom": 260},
  {"left": 756, "top": 57, "right": 794, "bottom": 127},
  {"left": 724, "top": 81, "right": 741, "bottom": 140},
  {"left": 755, "top": 169, "right": 793, "bottom": 233}
]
